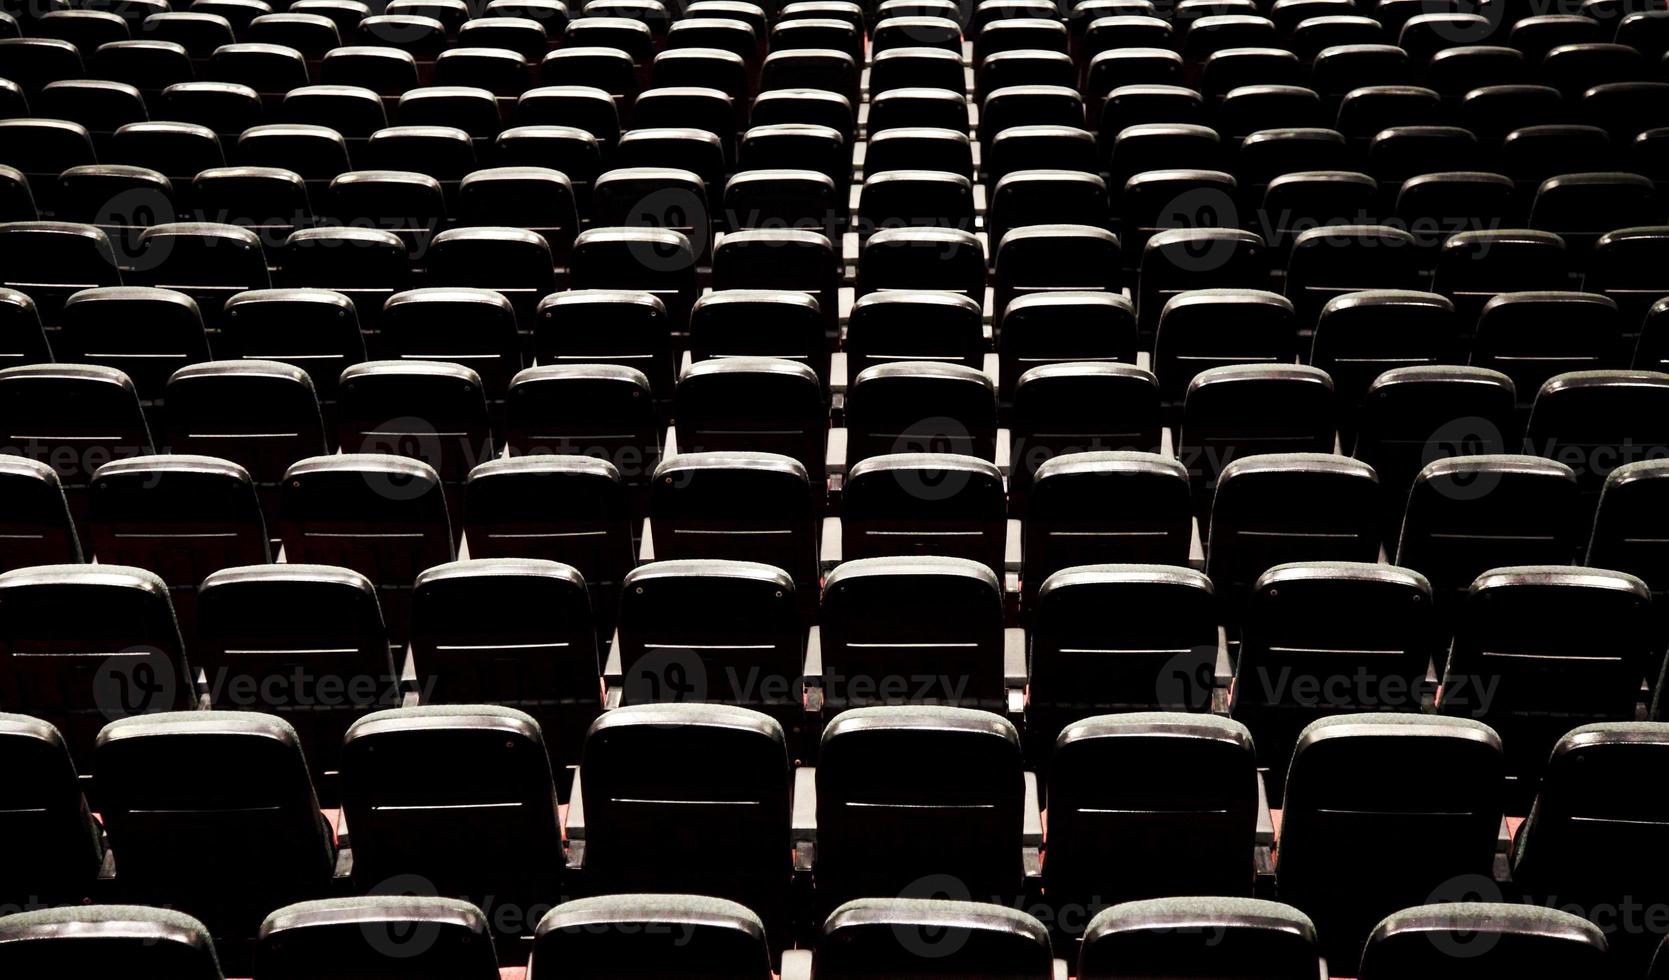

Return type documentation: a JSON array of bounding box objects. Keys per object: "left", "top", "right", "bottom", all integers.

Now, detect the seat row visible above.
[
  {"left": 10, "top": 703, "right": 1669, "bottom": 971},
  {"left": 7, "top": 147, "right": 1669, "bottom": 272},
  {"left": 0, "top": 527, "right": 1659, "bottom": 807},
  {"left": 1, "top": 220, "right": 1666, "bottom": 363},
  {"left": 0, "top": 895, "right": 1648, "bottom": 978}
]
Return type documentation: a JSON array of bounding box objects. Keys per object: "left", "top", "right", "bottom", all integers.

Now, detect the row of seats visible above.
[
  {"left": 1, "top": 895, "right": 1650, "bottom": 979},
  {"left": 4, "top": 84, "right": 1667, "bottom": 198},
  {"left": 1, "top": 223, "right": 1667, "bottom": 416},
  {"left": 3, "top": 4, "right": 1667, "bottom": 96},
  {"left": 1, "top": 342, "right": 1666, "bottom": 551},
  {"left": 0, "top": 536, "right": 1656, "bottom": 813},
  {"left": 7, "top": 153, "right": 1669, "bottom": 278},
  {"left": 10, "top": 703, "right": 1669, "bottom": 972},
  {"left": 6, "top": 52, "right": 1669, "bottom": 142}
]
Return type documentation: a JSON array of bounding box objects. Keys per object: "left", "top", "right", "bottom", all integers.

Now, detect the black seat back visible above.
[
  {"left": 0, "top": 456, "right": 81, "bottom": 571},
  {"left": 0, "top": 714, "right": 103, "bottom": 911},
  {"left": 1395, "top": 455, "right": 1580, "bottom": 607},
  {"left": 649, "top": 452, "right": 818, "bottom": 592},
  {"left": 528, "top": 895, "right": 774, "bottom": 980},
  {"left": 1023, "top": 453, "right": 1191, "bottom": 596},
  {"left": 815, "top": 706, "right": 1025, "bottom": 911},
  {"left": 277, "top": 454, "right": 454, "bottom": 636},
  {"left": 1512, "top": 723, "right": 1669, "bottom": 971},
  {"left": 341, "top": 705, "right": 563, "bottom": 918},
  {"left": 95, "top": 711, "right": 335, "bottom": 938},
  {"left": 817, "top": 898, "right": 1055, "bottom": 979},
  {"left": 578, "top": 703, "right": 791, "bottom": 926},
  {"left": 842, "top": 453, "right": 1007, "bottom": 573},
  {"left": 195, "top": 564, "right": 395, "bottom": 782},
  {"left": 616, "top": 560, "right": 804, "bottom": 725},
  {"left": 674, "top": 358, "right": 827, "bottom": 480},
  {"left": 1077, "top": 897, "right": 1323, "bottom": 980},
  {"left": 1028, "top": 565, "right": 1219, "bottom": 744},
  {"left": 0, "top": 363, "right": 153, "bottom": 530},
  {"left": 0, "top": 564, "right": 190, "bottom": 769},
  {"left": 87, "top": 454, "right": 269, "bottom": 631},
  {"left": 1232, "top": 561, "right": 1436, "bottom": 783},
  {"left": 1359, "top": 903, "right": 1610, "bottom": 979},
  {"left": 1047, "top": 714, "right": 1259, "bottom": 916},
  {"left": 1441, "top": 566, "right": 1655, "bottom": 794},
  {"left": 1205, "top": 453, "right": 1381, "bottom": 611},
  {"left": 0, "top": 906, "right": 223, "bottom": 979},
  {"left": 410, "top": 558, "right": 599, "bottom": 765},
  {"left": 820, "top": 556, "right": 1006, "bottom": 712},
  {"left": 845, "top": 361, "right": 998, "bottom": 466},
  {"left": 255, "top": 897, "right": 502, "bottom": 980},
  {"left": 1277, "top": 714, "right": 1505, "bottom": 966}
]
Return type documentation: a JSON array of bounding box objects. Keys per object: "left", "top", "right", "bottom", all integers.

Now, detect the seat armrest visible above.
[
  {"left": 1497, "top": 815, "right": 1513, "bottom": 854},
  {"left": 1022, "top": 771, "right": 1043, "bottom": 849},
  {"left": 1005, "top": 627, "right": 1027, "bottom": 716},
  {"left": 982, "top": 351, "right": 999, "bottom": 387},
  {"left": 1210, "top": 627, "right": 1233, "bottom": 714},
  {"left": 638, "top": 516, "right": 655, "bottom": 562},
  {"left": 995, "top": 427, "right": 1011, "bottom": 479},
  {"left": 1188, "top": 513, "right": 1205, "bottom": 570},
  {"left": 662, "top": 424, "right": 679, "bottom": 461},
  {"left": 1004, "top": 518, "right": 1021, "bottom": 575},
  {"left": 1255, "top": 770, "right": 1275, "bottom": 848},
  {"left": 820, "top": 517, "right": 843, "bottom": 575},
  {"left": 830, "top": 351, "right": 849, "bottom": 396},
  {"left": 793, "top": 766, "right": 817, "bottom": 873},
  {"left": 1214, "top": 627, "right": 1232, "bottom": 688},
  {"left": 1160, "top": 424, "right": 1174, "bottom": 458},
  {"left": 1052, "top": 959, "right": 1070, "bottom": 980},
  {"left": 602, "top": 633, "right": 623, "bottom": 710},
  {"left": 566, "top": 768, "right": 586, "bottom": 842},
  {"left": 1022, "top": 770, "right": 1043, "bottom": 880},
  {"left": 399, "top": 645, "right": 418, "bottom": 689},
  {"left": 802, "top": 626, "right": 825, "bottom": 714},
  {"left": 781, "top": 949, "right": 814, "bottom": 980},
  {"left": 803, "top": 626, "right": 823, "bottom": 687},
  {"left": 825, "top": 426, "right": 848, "bottom": 477},
  {"left": 398, "top": 646, "right": 419, "bottom": 706},
  {"left": 792, "top": 766, "right": 817, "bottom": 843}
]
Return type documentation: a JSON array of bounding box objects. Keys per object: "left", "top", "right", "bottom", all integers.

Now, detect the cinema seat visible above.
[{"left": 0, "top": 906, "right": 224, "bottom": 979}]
